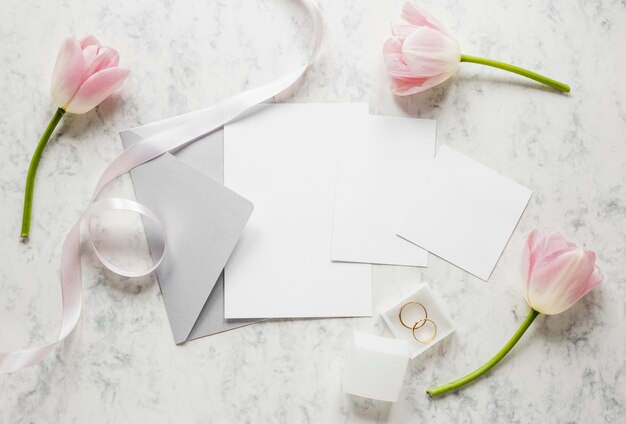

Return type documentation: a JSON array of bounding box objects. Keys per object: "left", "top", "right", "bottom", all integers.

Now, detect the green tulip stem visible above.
[
  {"left": 20, "top": 107, "right": 66, "bottom": 240},
  {"left": 460, "top": 54, "right": 570, "bottom": 93},
  {"left": 427, "top": 308, "right": 540, "bottom": 397}
]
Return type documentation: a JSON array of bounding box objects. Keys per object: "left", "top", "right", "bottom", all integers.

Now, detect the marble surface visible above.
[{"left": 1, "top": 0, "right": 625, "bottom": 422}]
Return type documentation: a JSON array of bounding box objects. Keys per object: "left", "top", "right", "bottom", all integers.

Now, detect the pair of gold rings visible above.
[{"left": 398, "top": 301, "right": 438, "bottom": 344}]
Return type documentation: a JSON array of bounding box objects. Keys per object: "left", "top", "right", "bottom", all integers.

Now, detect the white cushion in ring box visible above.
[
  {"left": 342, "top": 331, "right": 409, "bottom": 402},
  {"left": 380, "top": 284, "right": 455, "bottom": 359}
]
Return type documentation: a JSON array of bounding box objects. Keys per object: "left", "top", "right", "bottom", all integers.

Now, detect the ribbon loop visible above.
[{"left": 86, "top": 198, "right": 166, "bottom": 278}]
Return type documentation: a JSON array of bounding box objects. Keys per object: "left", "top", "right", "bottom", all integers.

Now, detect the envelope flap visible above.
[{"left": 127, "top": 152, "right": 253, "bottom": 343}]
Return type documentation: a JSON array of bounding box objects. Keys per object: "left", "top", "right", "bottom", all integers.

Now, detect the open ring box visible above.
[
  {"left": 380, "top": 284, "right": 455, "bottom": 359},
  {"left": 342, "top": 284, "right": 455, "bottom": 402}
]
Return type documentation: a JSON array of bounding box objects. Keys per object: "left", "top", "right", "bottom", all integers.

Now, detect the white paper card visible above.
[
  {"left": 224, "top": 104, "right": 372, "bottom": 318},
  {"left": 397, "top": 145, "right": 532, "bottom": 280},
  {"left": 332, "top": 115, "right": 435, "bottom": 266}
]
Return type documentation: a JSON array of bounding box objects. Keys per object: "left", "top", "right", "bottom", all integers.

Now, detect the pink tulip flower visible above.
[
  {"left": 21, "top": 35, "right": 129, "bottom": 239},
  {"left": 523, "top": 229, "right": 603, "bottom": 315},
  {"left": 383, "top": 3, "right": 460, "bottom": 95},
  {"left": 50, "top": 35, "right": 130, "bottom": 114},
  {"left": 384, "top": 2, "right": 570, "bottom": 95},
  {"left": 428, "top": 229, "right": 602, "bottom": 397}
]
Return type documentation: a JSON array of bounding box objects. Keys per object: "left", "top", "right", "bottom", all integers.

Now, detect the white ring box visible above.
[
  {"left": 380, "top": 284, "right": 455, "bottom": 359},
  {"left": 342, "top": 331, "right": 410, "bottom": 402}
]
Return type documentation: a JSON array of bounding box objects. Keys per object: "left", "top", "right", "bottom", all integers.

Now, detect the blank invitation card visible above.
[
  {"left": 331, "top": 114, "right": 435, "bottom": 267},
  {"left": 397, "top": 145, "right": 532, "bottom": 281},
  {"left": 224, "top": 103, "right": 372, "bottom": 319}
]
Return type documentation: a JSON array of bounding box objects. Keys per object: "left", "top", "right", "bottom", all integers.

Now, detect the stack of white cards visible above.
[{"left": 222, "top": 104, "right": 532, "bottom": 319}]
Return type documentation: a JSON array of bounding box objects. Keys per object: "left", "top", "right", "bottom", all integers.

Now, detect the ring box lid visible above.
[
  {"left": 342, "top": 331, "right": 409, "bottom": 402},
  {"left": 380, "top": 284, "right": 455, "bottom": 359}
]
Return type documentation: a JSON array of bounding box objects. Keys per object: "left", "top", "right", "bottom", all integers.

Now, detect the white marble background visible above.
[{"left": 1, "top": 0, "right": 625, "bottom": 422}]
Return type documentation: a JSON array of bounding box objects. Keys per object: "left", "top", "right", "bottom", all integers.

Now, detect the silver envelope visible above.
[{"left": 120, "top": 127, "right": 259, "bottom": 344}]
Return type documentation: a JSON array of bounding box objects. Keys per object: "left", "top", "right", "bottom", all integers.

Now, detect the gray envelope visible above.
[{"left": 120, "top": 128, "right": 260, "bottom": 344}]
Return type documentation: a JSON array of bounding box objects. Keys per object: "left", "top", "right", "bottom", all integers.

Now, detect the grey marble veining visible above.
[{"left": 0, "top": 0, "right": 624, "bottom": 422}]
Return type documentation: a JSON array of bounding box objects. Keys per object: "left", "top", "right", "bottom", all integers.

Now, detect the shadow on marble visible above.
[
  {"left": 346, "top": 394, "right": 392, "bottom": 422},
  {"left": 403, "top": 332, "right": 457, "bottom": 394},
  {"left": 534, "top": 287, "right": 606, "bottom": 341},
  {"left": 100, "top": 267, "right": 156, "bottom": 295},
  {"left": 454, "top": 74, "right": 573, "bottom": 95},
  {"left": 61, "top": 94, "right": 125, "bottom": 138},
  {"left": 388, "top": 79, "right": 453, "bottom": 119},
  {"left": 81, "top": 245, "right": 157, "bottom": 295}
]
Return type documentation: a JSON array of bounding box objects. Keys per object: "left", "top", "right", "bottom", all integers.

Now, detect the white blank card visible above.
[
  {"left": 224, "top": 104, "right": 372, "bottom": 319},
  {"left": 397, "top": 145, "right": 532, "bottom": 281},
  {"left": 331, "top": 114, "right": 435, "bottom": 266}
]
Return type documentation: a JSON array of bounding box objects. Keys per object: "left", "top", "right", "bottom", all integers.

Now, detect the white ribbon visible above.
[{"left": 0, "top": 0, "right": 322, "bottom": 372}]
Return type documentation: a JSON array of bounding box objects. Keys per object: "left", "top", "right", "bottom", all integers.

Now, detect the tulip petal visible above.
[
  {"left": 586, "top": 266, "right": 604, "bottom": 292},
  {"left": 542, "top": 230, "right": 576, "bottom": 256},
  {"left": 82, "top": 45, "right": 99, "bottom": 73},
  {"left": 65, "top": 67, "right": 130, "bottom": 114},
  {"left": 390, "top": 71, "right": 455, "bottom": 96},
  {"left": 531, "top": 249, "right": 582, "bottom": 290},
  {"left": 391, "top": 78, "right": 428, "bottom": 96},
  {"left": 402, "top": 26, "right": 460, "bottom": 77},
  {"left": 402, "top": 2, "right": 454, "bottom": 38},
  {"left": 383, "top": 37, "right": 402, "bottom": 60},
  {"left": 522, "top": 230, "right": 538, "bottom": 282},
  {"left": 80, "top": 34, "right": 101, "bottom": 49},
  {"left": 523, "top": 228, "right": 575, "bottom": 281},
  {"left": 99, "top": 48, "right": 120, "bottom": 70},
  {"left": 557, "top": 251, "right": 602, "bottom": 310},
  {"left": 50, "top": 37, "right": 85, "bottom": 108},
  {"left": 383, "top": 37, "right": 416, "bottom": 79},
  {"left": 84, "top": 47, "right": 120, "bottom": 77},
  {"left": 391, "top": 20, "right": 417, "bottom": 40}
]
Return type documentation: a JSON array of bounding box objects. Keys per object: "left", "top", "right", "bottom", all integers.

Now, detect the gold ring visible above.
[
  {"left": 412, "top": 318, "right": 438, "bottom": 344},
  {"left": 399, "top": 302, "right": 428, "bottom": 330}
]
